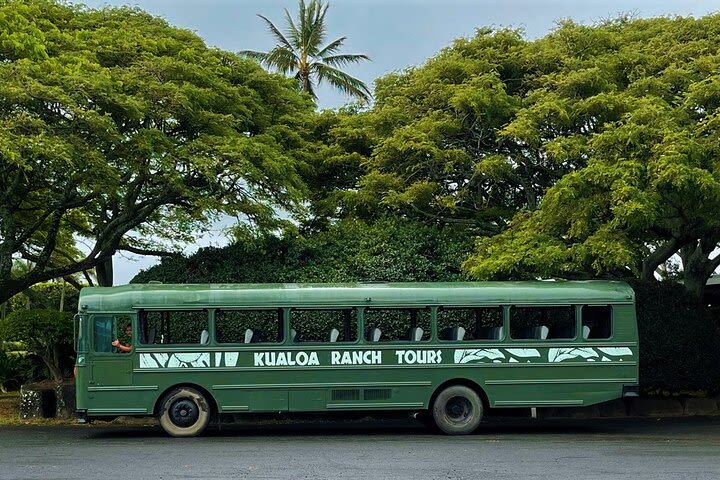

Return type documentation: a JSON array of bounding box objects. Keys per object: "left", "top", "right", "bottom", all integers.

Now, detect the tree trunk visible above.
[
  {"left": 59, "top": 279, "right": 65, "bottom": 312},
  {"left": 641, "top": 238, "right": 684, "bottom": 281},
  {"left": 96, "top": 255, "right": 114, "bottom": 287},
  {"left": 41, "top": 348, "right": 64, "bottom": 382},
  {"left": 679, "top": 239, "right": 720, "bottom": 303}
]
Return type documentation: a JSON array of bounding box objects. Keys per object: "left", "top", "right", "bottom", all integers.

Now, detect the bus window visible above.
[
  {"left": 290, "top": 309, "right": 358, "bottom": 343},
  {"left": 437, "top": 307, "right": 503, "bottom": 341},
  {"left": 363, "top": 308, "right": 430, "bottom": 342},
  {"left": 93, "top": 315, "right": 132, "bottom": 353},
  {"left": 140, "top": 310, "right": 208, "bottom": 345},
  {"left": 581, "top": 305, "right": 612, "bottom": 339},
  {"left": 510, "top": 306, "right": 575, "bottom": 340},
  {"left": 216, "top": 309, "right": 283, "bottom": 344}
]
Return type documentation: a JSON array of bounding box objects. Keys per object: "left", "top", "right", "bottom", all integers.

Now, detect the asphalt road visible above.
[{"left": 0, "top": 417, "right": 719, "bottom": 479}]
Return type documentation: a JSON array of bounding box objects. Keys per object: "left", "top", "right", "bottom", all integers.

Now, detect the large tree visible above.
[
  {"left": 240, "top": 0, "right": 371, "bottom": 103},
  {"left": 463, "top": 16, "right": 720, "bottom": 300},
  {"left": 0, "top": 0, "right": 314, "bottom": 304},
  {"left": 305, "top": 17, "right": 720, "bottom": 299}
]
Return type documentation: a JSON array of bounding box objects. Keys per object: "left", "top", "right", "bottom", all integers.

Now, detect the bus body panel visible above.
[{"left": 75, "top": 281, "right": 639, "bottom": 420}]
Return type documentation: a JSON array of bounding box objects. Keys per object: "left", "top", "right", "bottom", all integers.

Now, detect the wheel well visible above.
[
  {"left": 153, "top": 384, "right": 218, "bottom": 418},
  {"left": 429, "top": 378, "right": 490, "bottom": 411}
]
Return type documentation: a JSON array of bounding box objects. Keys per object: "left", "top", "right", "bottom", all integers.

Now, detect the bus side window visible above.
[
  {"left": 140, "top": 310, "right": 208, "bottom": 345},
  {"left": 510, "top": 306, "right": 575, "bottom": 340},
  {"left": 93, "top": 316, "right": 132, "bottom": 352},
  {"left": 581, "top": 305, "right": 612, "bottom": 339},
  {"left": 364, "top": 308, "right": 430, "bottom": 342},
  {"left": 437, "top": 307, "right": 503, "bottom": 341},
  {"left": 291, "top": 309, "right": 358, "bottom": 343},
  {"left": 216, "top": 309, "right": 283, "bottom": 344}
]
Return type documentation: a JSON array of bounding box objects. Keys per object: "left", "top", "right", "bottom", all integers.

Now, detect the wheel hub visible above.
[
  {"left": 445, "top": 396, "right": 472, "bottom": 422},
  {"left": 169, "top": 399, "right": 199, "bottom": 428}
]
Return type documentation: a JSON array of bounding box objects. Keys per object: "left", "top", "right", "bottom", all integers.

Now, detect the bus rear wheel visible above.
[
  {"left": 158, "top": 387, "right": 211, "bottom": 437},
  {"left": 432, "top": 385, "right": 483, "bottom": 435}
]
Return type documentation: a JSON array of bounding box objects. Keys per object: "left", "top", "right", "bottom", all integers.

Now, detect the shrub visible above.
[
  {"left": 0, "top": 310, "right": 74, "bottom": 381},
  {"left": 7, "top": 282, "right": 80, "bottom": 314},
  {"left": 629, "top": 279, "right": 720, "bottom": 394},
  {"left": 0, "top": 349, "right": 46, "bottom": 393}
]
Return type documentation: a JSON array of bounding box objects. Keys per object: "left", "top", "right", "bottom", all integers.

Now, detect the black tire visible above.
[
  {"left": 432, "top": 385, "right": 483, "bottom": 435},
  {"left": 158, "top": 387, "right": 211, "bottom": 437}
]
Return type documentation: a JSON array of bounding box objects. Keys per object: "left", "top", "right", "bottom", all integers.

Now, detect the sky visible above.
[{"left": 76, "top": 0, "right": 720, "bottom": 283}]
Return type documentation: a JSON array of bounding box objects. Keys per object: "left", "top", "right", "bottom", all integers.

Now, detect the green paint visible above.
[{"left": 75, "top": 281, "right": 639, "bottom": 420}]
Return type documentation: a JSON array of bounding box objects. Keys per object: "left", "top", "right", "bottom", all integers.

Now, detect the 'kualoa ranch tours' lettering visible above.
[
  {"left": 253, "top": 351, "right": 320, "bottom": 367},
  {"left": 331, "top": 350, "right": 382, "bottom": 365},
  {"left": 395, "top": 349, "right": 442, "bottom": 364},
  {"left": 252, "top": 349, "right": 446, "bottom": 367}
]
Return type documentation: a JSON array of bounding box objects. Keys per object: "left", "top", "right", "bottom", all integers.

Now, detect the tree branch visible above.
[{"left": 117, "top": 245, "right": 178, "bottom": 257}]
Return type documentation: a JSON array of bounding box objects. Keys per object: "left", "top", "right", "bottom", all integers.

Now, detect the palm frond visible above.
[
  {"left": 257, "top": 14, "right": 296, "bottom": 52},
  {"left": 283, "top": 7, "right": 302, "bottom": 48},
  {"left": 322, "top": 53, "right": 371, "bottom": 67},
  {"left": 316, "top": 36, "right": 346, "bottom": 58},
  {"left": 314, "top": 62, "right": 372, "bottom": 103},
  {"left": 264, "top": 46, "right": 300, "bottom": 74},
  {"left": 304, "top": 0, "right": 329, "bottom": 55}
]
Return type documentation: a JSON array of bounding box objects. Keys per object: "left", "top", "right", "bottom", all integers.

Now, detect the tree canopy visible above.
[
  {"left": 305, "top": 16, "right": 720, "bottom": 299},
  {"left": 0, "top": 0, "right": 314, "bottom": 303},
  {"left": 462, "top": 16, "right": 720, "bottom": 299}
]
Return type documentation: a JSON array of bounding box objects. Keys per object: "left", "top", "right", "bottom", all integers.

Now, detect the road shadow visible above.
[{"left": 82, "top": 415, "right": 676, "bottom": 440}]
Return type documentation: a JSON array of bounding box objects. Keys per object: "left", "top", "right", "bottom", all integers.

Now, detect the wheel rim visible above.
[
  {"left": 169, "top": 399, "right": 200, "bottom": 428},
  {"left": 445, "top": 395, "right": 472, "bottom": 424}
]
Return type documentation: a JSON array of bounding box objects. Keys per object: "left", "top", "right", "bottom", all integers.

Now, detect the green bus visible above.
[{"left": 74, "top": 281, "right": 639, "bottom": 437}]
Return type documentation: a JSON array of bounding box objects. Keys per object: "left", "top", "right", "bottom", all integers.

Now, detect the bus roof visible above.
[{"left": 78, "top": 281, "right": 634, "bottom": 311}]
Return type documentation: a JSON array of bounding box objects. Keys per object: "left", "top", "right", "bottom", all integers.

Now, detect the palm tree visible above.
[{"left": 241, "top": 0, "right": 371, "bottom": 103}]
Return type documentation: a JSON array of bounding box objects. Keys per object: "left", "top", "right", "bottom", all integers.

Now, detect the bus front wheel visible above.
[
  {"left": 158, "top": 387, "right": 211, "bottom": 437},
  {"left": 432, "top": 385, "right": 483, "bottom": 435}
]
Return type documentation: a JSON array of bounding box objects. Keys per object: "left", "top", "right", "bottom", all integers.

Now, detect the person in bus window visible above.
[{"left": 112, "top": 324, "right": 132, "bottom": 353}]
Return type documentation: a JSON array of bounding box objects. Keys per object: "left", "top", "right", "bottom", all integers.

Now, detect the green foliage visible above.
[
  {"left": 0, "top": 0, "right": 314, "bottom": 303},
  {"left": 0, "top": 347, "right": 46, "bottom": 392},
  {"left": 133, "top": 218, "right": 472, "bottom": 344},
  {"left": 457, "top": 16, "right": 720, "bottom": 296},
  {"left": 629, "top": 279, "right": 720, "bottom": 394},
  {"left": 0, "top": 309, "right": 74, "bottom": 380},
  {"left": 7, "top": 281, "right": 79, "bottom": 313},
  {"left": 132, "top": 218, "right": 474, "bottom": 284},
  {"left": 241, "top": 0, "right": 371, "bottom": 102}
]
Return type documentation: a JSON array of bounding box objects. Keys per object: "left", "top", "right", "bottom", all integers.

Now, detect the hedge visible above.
[{"left": 629, "top": 279, "right": 720, "bottom": 394}]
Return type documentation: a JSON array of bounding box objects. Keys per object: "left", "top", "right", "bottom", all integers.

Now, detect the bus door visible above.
[{"left": 89, "top": 314, "right": 133, "bottom": 387}]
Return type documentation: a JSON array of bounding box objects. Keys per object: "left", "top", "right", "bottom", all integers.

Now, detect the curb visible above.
[{"left": 541, "top": 397, "right": 720, "bottom": 419}]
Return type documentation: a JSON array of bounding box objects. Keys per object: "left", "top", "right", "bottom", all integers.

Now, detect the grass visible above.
[
  {"left": 0, "top": 392, "right": 75, "bottom": 426},
  {"left": 0, "top": 391, "right": 157, "bottom": 427}
]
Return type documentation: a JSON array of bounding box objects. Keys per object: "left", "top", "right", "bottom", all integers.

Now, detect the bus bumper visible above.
[{"left": 622, "top": 384, "right": 640, "bottom": 397}]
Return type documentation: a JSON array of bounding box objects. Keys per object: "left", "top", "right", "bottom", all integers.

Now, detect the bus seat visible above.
[
  {"left": 535, "top": 325, "right": 549, "bottom": 339},
  {"left": 405, "top": 327, "right": 423, "bottom": 341},
  {"left": 147, "top": 328, "right": 156, "bottom": 345},
  {"left": 453, "top": 326, "right": 466, "bottom": 341},
  {"left": 583, "top": 325, "right": 591, "bottom": 340},
  {"left": 200, "top": 330, "right": 209, "bottom": 345},
  {"left": 492, "top": 326, "right": 503, "bottom": 340},
  {"left": 367, "top": 328, "right": 382, "bottom": 342},
  {"left": 244, "top": 329, "right": 254, "bottom": 343},
  {"left": 329, "top": 328, "right": 340, "bottom": 342},
  {"left": 291, "top": 329, "right": 298, "bottom": 342}
]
